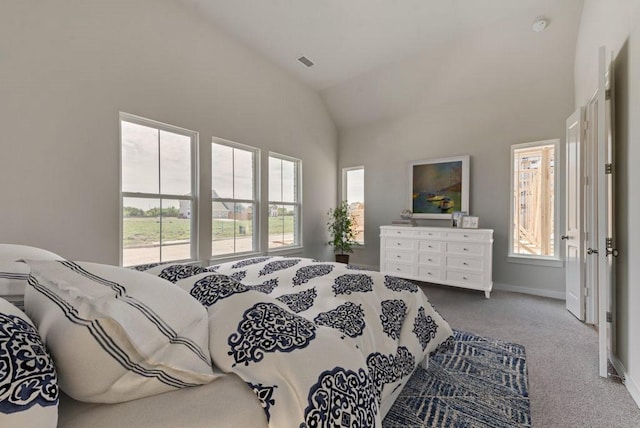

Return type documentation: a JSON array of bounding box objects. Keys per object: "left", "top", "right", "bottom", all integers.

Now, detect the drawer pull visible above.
[
  {"left": 428, "top": 258, "right": 432, "bottom": 262},
  {"left": 396, "top": 255, "right": 401, "bottom": 258},
  {"left": 428, "top": 245, "right": 432, "bottom": 248},
  {"left": 463, "top": 248, "right": 469, "bottom": 251},
  {"left": 427, "top": 272, "right": 432, "bottom": 275},
  {"left": 463, "top": 262, "right": 468, "bottom": 265},
  {"left": 464, "top": 234, "right": 469, "bottom": 238},
  {"left": 397, "top": 242, "right": 401, "bottom": 246},
  {"left": 463, "top": 276, "right": 468, "bottom": 280},
  {"left": 396, "top": 268, "right": 401, "bottom": 271}
]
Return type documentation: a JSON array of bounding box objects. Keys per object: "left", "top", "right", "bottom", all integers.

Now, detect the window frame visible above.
[
  {"left": 119, "top": 112, "right": 198, "bottom": 267},
  {"left": 268, "top": 152, "right": 302, "bottom": 252},
  {"left": 342, "top": 166, "right": 365, "bottom": 246},
  {"left": 211, "top": 137, "right": 261, "bottom": 259},
  {"left": 508, "top": 138, "right": 562, "bottom": 266}
]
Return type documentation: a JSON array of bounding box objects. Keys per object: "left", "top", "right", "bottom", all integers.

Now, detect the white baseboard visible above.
[
  {"left": 493, "top": 282, "right": 565, "bottom": 300},
  {"left": 612, "top": 355, "right": 640, "bottom": 408}
]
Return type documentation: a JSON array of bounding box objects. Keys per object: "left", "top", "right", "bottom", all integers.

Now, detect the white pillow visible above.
[
  {"left": 0, "top": 297, "right": 58, "bottom": 428},
  {"left": 0, "top": 244, "right": 63, "bottom": 262},
  {"left": 0, "top": 261, "right": 30, "bottom": 297},
  {"left": 25, "top": 260, "right": 217, "bottom": 403},
  {"left": 0, "top": 245, "right": 64, "bottom": 304}
]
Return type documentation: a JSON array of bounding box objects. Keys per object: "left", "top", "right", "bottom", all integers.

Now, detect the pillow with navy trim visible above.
[
  {"left": 25, "top": 260, "right": 218, "bottom": 403},
  {"left": 0, "top": 297, "right": 58, "bottom": 428},
  {"left": 0, "top": 245, "right": 63, "bottom": 301},
  {"left": 0, "top": 244, "right": 63, "bottom": 262}
]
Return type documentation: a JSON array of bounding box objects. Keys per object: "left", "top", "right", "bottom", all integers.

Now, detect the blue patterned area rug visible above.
[{"left": 384, "top": 330, "right": 531, "bottom": 428}]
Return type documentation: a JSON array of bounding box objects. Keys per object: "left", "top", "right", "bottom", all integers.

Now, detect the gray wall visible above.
[
  {"left": 0, "top": 0, "right": 337, "bottom": 265},
  {"left": 574, "top": 0, "right": 640, "bottom": 406},
  {"left": 333, "top": 9, "right": 579, "bottom": 298}
]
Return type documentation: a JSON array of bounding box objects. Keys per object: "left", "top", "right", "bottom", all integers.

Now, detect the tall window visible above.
[
  {"left": 268, "top": 154, "right": 301, "bottom": 249},
  {"left": 343, "top": 166, "right": 365, "bottom": 244},
  {"left": 211, "top": 139, "right": 259, "bottom": 257},
  {"left": 510, "top": 139, "right": 559, "bottom": 259},
  {"left": 120, "top": 113, "right": 196, "bottom": 266}
]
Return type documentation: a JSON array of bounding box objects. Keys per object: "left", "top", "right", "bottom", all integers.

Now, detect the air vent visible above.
[{"left": 297, "top": 56, "right": 314, "bottom": 67}]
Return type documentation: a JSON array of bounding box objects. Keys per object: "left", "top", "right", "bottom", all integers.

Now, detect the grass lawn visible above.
[{"left": 123, "top": 215, "right": 295, "bottom": 248}]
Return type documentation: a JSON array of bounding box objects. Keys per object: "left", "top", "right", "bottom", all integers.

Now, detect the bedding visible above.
[
  {"left": 0, "top": 297, "right": 58, "bottom": 428},
  {"left": 3, "top": 245, "right": 453, "bottom": 428},
  {"left": 0, "top": 244, "right": 64, "bottom": 308},
  {"left": 24, "top": 260, "right": 217, "bottom": 403},
  {"left": 158, "top": 256, "right": 454, "bottom": 427}
]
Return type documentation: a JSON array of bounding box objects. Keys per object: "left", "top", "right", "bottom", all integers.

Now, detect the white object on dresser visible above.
[{"left": 380, "top": 226, "right": 494, "bottom": 298}]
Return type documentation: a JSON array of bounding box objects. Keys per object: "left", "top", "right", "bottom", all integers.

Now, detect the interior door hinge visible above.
[
  {"left": 584, "top": 287, "right": 589, "bottom": 297},
  {"left": 607, "top": 311, "right": 612, "bottom": 323},
  {"left": 606, "top": 89, "right": 612, "bottom": 100},
  {"left": 606, "top": 237, "right": 613, "bottom": 248},
  {"left": 605, "top": 163, "right": 613, "bottom": 174}
]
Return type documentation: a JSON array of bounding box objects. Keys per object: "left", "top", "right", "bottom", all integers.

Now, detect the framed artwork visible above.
[
  {"left": 409, "top": 155, "right": 470, "bottom": 219},
  {"left": 462, "top": 216, "right": 479, "bottom": 228}
]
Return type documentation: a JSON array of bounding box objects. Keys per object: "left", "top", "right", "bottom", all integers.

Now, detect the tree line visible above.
[{"left": 123, "top": 206, "right": 181, "bottom": 218}]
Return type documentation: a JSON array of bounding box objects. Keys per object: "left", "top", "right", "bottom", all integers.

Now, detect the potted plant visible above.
[{"left": 327, "top": 201, "right": 358, "bottom": 264}]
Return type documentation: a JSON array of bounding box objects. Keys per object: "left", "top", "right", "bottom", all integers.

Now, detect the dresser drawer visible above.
[
  {"left": 446, "top": 256, "right": 483, "bottom": 271},
  {"left": 418, "top": 253, "right": 441, "bottom": 266},
  {"left": 446, "top": 231, "right": 492, "bottom": 242},
  {"left": 385, "top": 238, "right": 414, "bottom": 250},
  {"left": 445, "top": 270, "right": 483, "bottom": 286},
  {"left": 418, "top": 266, "right": 441, "bottom": 279},
  {"left": 385, "top": 250, "right": 415, "bottom": 264},
  {"left": 384, "top": 262, "right": 414, "bottom": 276},
  {"left": 446, "top": 242, "right": 485, "bottom": 256},
  {"left": 417, "top": 230, "right": 443, "bottom": 239},
  {"left": 418, "top": 240, "right": 442, "bottom": 253},
  {"left": 383, "top": 228, "right": 418, "bottom": 238}
]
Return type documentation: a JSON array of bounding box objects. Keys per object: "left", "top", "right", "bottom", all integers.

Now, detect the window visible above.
[
  {"left": 268, "top": 154, "right": 301, "bottom": 249},
  {"left": 120, "top": 113, "right": 197, "bottom": 266},
  {"left": 343, "top": 166, "right": 365, "bottom": 244},
  {"left": 211, "top": 139, "right": 259, "bottom": 257},
  {"left": 509, "top": 139, "right": 559, "bottom": 260}
]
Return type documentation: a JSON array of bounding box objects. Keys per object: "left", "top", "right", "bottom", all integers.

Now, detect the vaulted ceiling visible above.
[{"left": 184, "top": 0, "right": 584, "bottom": 129}]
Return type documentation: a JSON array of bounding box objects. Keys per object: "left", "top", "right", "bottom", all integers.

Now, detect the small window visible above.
[
  {"left": 268, "top": 154, "right": 301, "bottom": 249},
  {"left": 509, "top": 139, "right": 559, "bottom": 259},
  {"left": 120, "top": 113, "right": 197, "bottom": 266},
  {"left": 343, "top": 166, "right": 365, "bottom": 244},
  {"left": 211, "top": 139, "right": 259, "bottom": 258}
]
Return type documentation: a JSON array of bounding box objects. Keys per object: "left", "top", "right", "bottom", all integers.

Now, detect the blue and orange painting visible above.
[{"left": 412, "top": 160, "right": 463, "bottom": 214}]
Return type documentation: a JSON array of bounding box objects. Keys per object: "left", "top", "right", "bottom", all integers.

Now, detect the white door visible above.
[
  {"left": 565, "top": 108, "right": 585, "bottom": 320},
  {"left": 597, "top": 46, "right": 616, "bottom": 378}
]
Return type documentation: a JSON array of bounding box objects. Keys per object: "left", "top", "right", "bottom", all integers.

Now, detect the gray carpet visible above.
[
  {"left": 419, "top": 284, "right": 640, "bottom": 428},
  {"left": 384, "top": 330, "right": 531, "bottom": 428}
]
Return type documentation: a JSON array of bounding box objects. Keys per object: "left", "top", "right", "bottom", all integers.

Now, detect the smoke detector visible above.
[{"left": 532, "top": 18, "right": 548, "bottom": 32}]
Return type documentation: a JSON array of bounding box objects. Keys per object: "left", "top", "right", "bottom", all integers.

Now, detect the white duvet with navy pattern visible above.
[{"left": 167, "top": 257, "right": 453, "bottom": 427}]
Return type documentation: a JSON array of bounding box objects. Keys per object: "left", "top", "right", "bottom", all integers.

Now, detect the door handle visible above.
[
  {"left": 587, "top": 248, "right": 599, "bottom": 255},
  {"left": 561, "top": 235, "right": 570, "bottom": 240}
]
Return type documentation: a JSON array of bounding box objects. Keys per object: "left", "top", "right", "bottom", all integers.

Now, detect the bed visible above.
[{"left": 0, "top": 244, "right": 453, "bottom": 428}]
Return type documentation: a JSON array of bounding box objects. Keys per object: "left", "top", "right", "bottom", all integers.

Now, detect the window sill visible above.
[{"left": 507, "top": 255, "right": 564, "bottom": 268}]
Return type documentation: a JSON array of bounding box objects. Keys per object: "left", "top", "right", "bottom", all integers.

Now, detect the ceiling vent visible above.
[{"left": 297, "top": 56, "right": 314, "bottom": 67}]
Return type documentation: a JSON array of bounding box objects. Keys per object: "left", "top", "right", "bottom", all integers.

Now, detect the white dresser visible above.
[{"left": 380, "top": 226, "right": 494, "bottom": 298}]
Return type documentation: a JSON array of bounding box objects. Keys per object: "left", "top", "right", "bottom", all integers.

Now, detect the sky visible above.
[{"left": 122, "top": 120, "right": 298, "bottom": 210}]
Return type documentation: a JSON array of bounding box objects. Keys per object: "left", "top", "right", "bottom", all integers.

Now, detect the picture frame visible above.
[
  {"left": 462, "top": 216, "right": 479, "bottom": 228},
  {"left": 451, "top": 211, "right": 467, "bottom": 228},
  {"left": 409, "top": 155, "right": 470, "bottom": 219}
]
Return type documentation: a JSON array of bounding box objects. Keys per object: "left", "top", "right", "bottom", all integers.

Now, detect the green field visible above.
[{"left": 123, "top": 216, "right": 295, "bottom": 248}]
